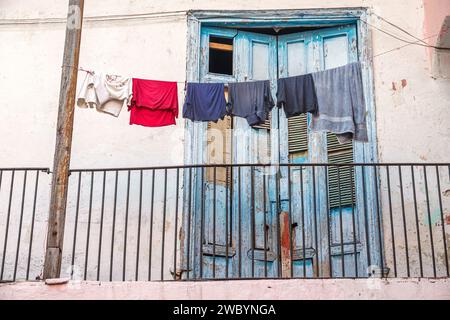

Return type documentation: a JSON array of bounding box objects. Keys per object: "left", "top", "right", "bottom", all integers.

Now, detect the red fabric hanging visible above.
[
  {"left": 129, "top": 78, "right": 178, "bottom": 127},
  {"left": 129, "top": 107, "right": 176, "bottom": 127}
]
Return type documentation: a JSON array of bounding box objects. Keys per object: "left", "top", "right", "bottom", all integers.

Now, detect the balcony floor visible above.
[{"left": 1, "top": 278, "right": 449, "bottom": 300}]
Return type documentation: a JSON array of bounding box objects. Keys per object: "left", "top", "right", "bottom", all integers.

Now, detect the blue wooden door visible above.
[
  {"left": 196, "top": 27, "right": 279, "bottom": 279},
  {"left": 191, "top": 25, "right": 379, "bottom": 279},
  {"left": 231, "top": 30, "right": 278, "bottom": 278},
  {"left": 196, "top": 27, "right": 238, "bottom": 279},
  {"left": 278, "top": 25, "right": 374, "bottom": 278}
]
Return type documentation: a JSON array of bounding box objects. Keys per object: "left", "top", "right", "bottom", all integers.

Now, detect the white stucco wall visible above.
[
  {"left": 0, "top": 1, "right": 449, "bottom": 166},
  {"left": 0, "top": 0, "right": 449, "bottom": 282}
]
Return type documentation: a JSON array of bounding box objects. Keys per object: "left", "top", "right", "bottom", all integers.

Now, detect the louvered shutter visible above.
[
  {"left": 252, "top": 113, "right": 271, "bottom": 130},
  {"left": 288, "top": 114, "right": 308, "bottom": 153},
  {"left": 286, "top": 116, "right": 355, "bottom": 209},
  {"left": 327, "top": 133, "right": 355, "bottom": 208}
]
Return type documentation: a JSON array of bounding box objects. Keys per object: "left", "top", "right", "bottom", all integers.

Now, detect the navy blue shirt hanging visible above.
[
  {"left": 228, "top": 80, "right": 275, "bottom": 127},
  {"left": 182, "top": 83, "right": 227, "bottom": 122},
  {"left": 277, "top": 74, "right": 318, "bottom": 118}
]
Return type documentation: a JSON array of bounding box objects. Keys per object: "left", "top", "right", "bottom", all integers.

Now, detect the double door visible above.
[{"left": 186, "top": 24, "right": 379, "bottom": 279}]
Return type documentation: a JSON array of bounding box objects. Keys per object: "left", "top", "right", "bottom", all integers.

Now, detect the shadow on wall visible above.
[{"left": 432, "top": 16, "right": 450, "bottom": 79}]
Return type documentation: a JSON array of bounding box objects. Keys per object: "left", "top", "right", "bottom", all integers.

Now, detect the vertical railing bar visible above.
[
  {"left": 161, "top": 169, "right": 168, "bottom": 281},
  {"left": 398, "top": 166, "right": 410, "bottom": 277},
  {"left": 362, "top": 166, "right": 371, "bottom": 275},
  {"left": 287, "top": 166, "right": 293, "bottom": 278},
  {"left": 122, "top": 170, "right": 131, "bottom": 281},
  {"left": 423, "top": 166, "right": 437, "bottom": 278},
  {"left": 229, "top": 164, "right": 234, "bottom": 271},
  {"left": 213, "top": 167, "right": 217, "bottom": 279},
  {"left": 337, "top": 166, "right": 345, "bottom": 278},
  {"left": 300, "top": 166, "right": 306, "bottom": 278},
  {"left": 186, "top": 168, "right": 192, "bottom": 280},
  {"left": 436, "top": 166, "right": 450, "bottom": 277},
  {"left": 0, "top": 169, "right": 2, "bottom": 257},
  {"left": 109, "top": 170, "right": 118, "bottom": 281},
  {"left": 312, "top": 166, "right": 319, "bottom": 278},
  {"left": 148, "top": 169, "right": 155, "bottom": 281},
  {"left": 350, "top": 166, "right": 358, "bottom": 278},
  {"left": 325, "top": 166, "right": 333, "bottom": 278},
  {"left": 238, "top": 167, "right": 242, "bottom": 278},
  {"left": 26, "top": 170, "right": 40, "bottom": 280},
  {"left": 263, "top": 169, "right": 268, "bottom": 278},
  {"left": 373, "top": 166, "right": 384, "bottom": 278},
  {"left": 225, "top": 166, "right": 229, "bottom": 279},
  {"left": 13, "top": 170, "right": 27, "bottom": 281},
  {"left": 71, "top": 171, "right": 81, "bottom": 280},
  {"left": 386, "top": 166, "right": 397, "bottom": 277},
  {"left": 251, "top": 165, "right": 255, "bottom": 278},
  {"left": 84, "top": 171, "right": 94, "bottom": 281},
  {"left": 435, "top": 166, "right": 449, "bottom": 277},
  {"left": 275, "top": 166, "right": 281, "bottom": 279},
  {"left": 135, "top": 170, "right": 143, "bottom": 281},
  {"left": 173, "top": 168, "right": 180, "bottom": 281},
  {"left": 1, "top": 170, "right": 15, "bottom": 280},
  {"left": 96, "top": 170, "right": 106, "bottom": 281},
  {"left": 199, "top": 167, "right": 205, "bottom": 279},
  {"left": 411, "top": 166, "right": 423, "bottom": 277},
  {"left": 109, "top": 171, "right": 118, "bottom": 281}
]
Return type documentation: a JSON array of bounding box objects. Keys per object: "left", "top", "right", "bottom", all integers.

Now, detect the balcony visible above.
[{"left": 0, "top": 163, "right": 449, "bottom": 283}]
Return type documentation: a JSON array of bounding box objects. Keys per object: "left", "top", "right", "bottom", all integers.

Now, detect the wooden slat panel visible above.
[
  {"left": 288, "top": 114, "right": 308, "bottom": 153},
  {"left": 252, "top": 113, "right": 271, "bottom": 130},
  {"left": 328, "top": 148, "right": 354, "bottom": 208},
  {"left": 327, "top": 132, "right": 352, "bottom": 152},
  {"left": 287, "top": 117, "right": 355, "bottom": 208}
]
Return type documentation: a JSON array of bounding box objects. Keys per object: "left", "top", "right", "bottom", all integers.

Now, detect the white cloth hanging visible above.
[{"left": 77, "top": 72, "right": 133, "bottom": 117}]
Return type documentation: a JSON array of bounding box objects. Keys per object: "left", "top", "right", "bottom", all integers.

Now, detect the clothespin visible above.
[
  {"left": 184, "top": 80, "right": 187, "bottom": 92},
  {"left": 79, "top": 67, "right": 94, "bottom": 75}
]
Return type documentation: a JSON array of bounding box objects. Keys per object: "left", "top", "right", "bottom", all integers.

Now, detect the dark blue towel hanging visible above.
[{"left": 182, "top": 83, "right": 227, "bottom": 122}]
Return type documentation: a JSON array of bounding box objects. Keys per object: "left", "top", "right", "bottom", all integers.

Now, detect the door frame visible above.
[{"left": 181, "top": 8, "right": 380, "bottom": 279}]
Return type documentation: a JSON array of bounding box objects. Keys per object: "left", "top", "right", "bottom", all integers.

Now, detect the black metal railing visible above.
[
  {"left": 0, "top": 164, "right": 449, "bottom": 282},
  {"left": 0, "top": 168, "right": 51, "bottom": 282}
]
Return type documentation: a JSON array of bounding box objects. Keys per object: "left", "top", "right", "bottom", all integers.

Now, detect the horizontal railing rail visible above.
[
  {"left": 68, "top": 163, "right": 450, "bottom": 171},
  {"left": 0, "top": 164, "right": 449, "bottom": 282}
]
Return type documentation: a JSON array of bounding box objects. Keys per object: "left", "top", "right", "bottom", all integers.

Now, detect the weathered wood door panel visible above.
[
  {"left": 231, "top": 31, "right": 278, "bottom": 278},
  {"left": 278, "top": 25, "right": 372, "bottom": 278},
  {"left": 197, "top": 28, "right": 279, "bottom": 278},
  {"left": 188, "top": 24, "right": 379, "bottom": 279}
]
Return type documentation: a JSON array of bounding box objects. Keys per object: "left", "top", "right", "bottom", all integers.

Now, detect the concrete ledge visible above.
[{"left": 1, "top": 278, "right": 449, "bottom": 300}]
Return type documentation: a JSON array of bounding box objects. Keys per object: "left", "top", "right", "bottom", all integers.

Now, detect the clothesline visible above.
[
  {"left": 76, "top": 62, "right": 368, "bottom": 145},
  {"left": 75, "top": 62, "right": 364, "bottom": 84},
  {"left": 76, "top": 67, "right": 188, "bottom": 85}
]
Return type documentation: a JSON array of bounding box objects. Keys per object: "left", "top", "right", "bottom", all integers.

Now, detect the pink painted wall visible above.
[
  {"left": 423, "top": 0, "right": 450, "bottom": 55},
  {"left": 1, "top": 279, "right": 450, "bottom": 300}
]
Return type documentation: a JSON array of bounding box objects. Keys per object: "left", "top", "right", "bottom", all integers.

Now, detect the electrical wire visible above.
[
  {"left": 190, "top": 12, "right": 450, "bottom": 51},
  {"left": 371, "top": 12, "right": 429, "bottom": 45},
  {"left": 74, "top": 66, "right": 187, "bottom": 84},
  {"left": 358, "top": 15, "right": 450, "bottom": 51},
  {"left": 374, "top": 34, "right": 440, "bottom": 58},
  {"left": 0, "top": 10, "right": 187, "bottom": 25},
  {"left": 16, "top": 9, "right": 447, "bottom": 55}
]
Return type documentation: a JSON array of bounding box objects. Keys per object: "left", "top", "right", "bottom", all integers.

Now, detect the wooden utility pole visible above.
[{"left": 43, "top": 0, "right": 84, "bottom": 279}]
